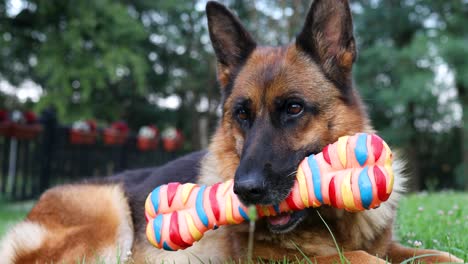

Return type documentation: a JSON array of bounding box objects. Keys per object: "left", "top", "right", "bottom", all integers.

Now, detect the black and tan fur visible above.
[{"left": 0, "top": 1, "right": 463, "bottom": 263}]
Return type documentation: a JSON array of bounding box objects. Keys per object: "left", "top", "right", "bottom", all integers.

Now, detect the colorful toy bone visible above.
[{"left": 145, "top": 133, "right": 394, "bottom": 251}]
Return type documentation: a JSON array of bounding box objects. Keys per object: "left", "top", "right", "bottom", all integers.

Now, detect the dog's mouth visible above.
[{"left": 266, "top": 210, "right": 306, "bottom": 234}]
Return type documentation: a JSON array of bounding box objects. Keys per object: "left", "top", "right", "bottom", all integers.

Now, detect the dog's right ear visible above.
[{"left": 206, "top": 1, "right": 256, "bottom": 87}]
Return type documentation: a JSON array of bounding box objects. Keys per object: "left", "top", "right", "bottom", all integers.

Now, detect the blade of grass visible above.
[
  {"left": 291, "top": 241, "right": 314, "bottom": 264},
  {"left": 399, "top": 253, "right": 442, "bottom": 264},
  {"left": 247, "top": 205, "right": 258, "bottom": 263},
  {"left": 316, "top": 211, "right": 350, "bottom": 264}
]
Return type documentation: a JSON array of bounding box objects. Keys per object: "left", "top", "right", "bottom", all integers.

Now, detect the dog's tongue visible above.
[{"left": 267, "top": 213, "right": 291, "bottom": 226}]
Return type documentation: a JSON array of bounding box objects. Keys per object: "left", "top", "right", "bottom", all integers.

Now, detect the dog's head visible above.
[{"left": 207, "top": 0, "right": 371, "bottom": 233}]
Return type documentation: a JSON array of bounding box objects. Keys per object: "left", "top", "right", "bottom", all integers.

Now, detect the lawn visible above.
[
  {"left": 0, "top": 192, "right": 466, "bottom": 262},
  {"left": 0, "top": 199, "right": 34, "bottom": 237},
  {"left": 394, "top": 191, "right": 467, "bottom": 261}
]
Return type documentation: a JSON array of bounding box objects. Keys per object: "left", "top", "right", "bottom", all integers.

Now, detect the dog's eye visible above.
[
  {"left": 237, "top": 108, "right": 249, "bottom": 121},
  {"left": 286, "top": 103, "right": 303, "bottom": 116}
]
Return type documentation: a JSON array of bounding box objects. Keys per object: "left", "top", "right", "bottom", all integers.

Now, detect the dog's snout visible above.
[{"left": 233, "top": 175, "right": 266, "bottom": 204}]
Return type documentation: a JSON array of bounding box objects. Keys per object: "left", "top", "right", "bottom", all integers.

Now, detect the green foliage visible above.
[
  {"left": 1, "top": 0, "right": 149, "bottom": 122},
  {"left": 352, "top": 0, "right": 466, "bottom": 190}
]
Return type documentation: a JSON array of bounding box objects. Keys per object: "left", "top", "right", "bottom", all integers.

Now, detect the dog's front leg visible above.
[{"left": 311, "top": 250, "right": 387, "bottom": 264}]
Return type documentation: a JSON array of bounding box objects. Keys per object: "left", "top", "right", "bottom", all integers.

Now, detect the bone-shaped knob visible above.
[{"left": 145, "top": 133, "right": 393, "bottom": 250}]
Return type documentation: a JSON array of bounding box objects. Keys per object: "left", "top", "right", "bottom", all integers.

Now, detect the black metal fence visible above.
[{"left": 0, "top": 118, "right": 183, "bottom": 201}]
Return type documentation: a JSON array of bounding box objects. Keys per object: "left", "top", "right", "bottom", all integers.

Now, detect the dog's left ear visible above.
[{"left": 296, "top": 0, "right": 356, "bottom": 92}]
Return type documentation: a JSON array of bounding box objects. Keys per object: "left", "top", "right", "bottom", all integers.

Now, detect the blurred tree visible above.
[
  {"left": 0, "top": 0, "right": 219, "bottom": 150},
  {"left": 353, "top": 0, "right": 464, "bottom": 190},
  {"left": 426, "top": 0, "right": 468, "bottom": 188},
  {"left": 0, "top": 0, "right": 149, "bottom": 122}
]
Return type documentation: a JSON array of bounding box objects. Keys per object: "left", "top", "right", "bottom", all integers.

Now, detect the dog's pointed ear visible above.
[
  {"left": 206, "top": 1, "right": 256, "bottom": 87},
  {"left": 296, "top": 0, "right": 356, "bottom": 91}
]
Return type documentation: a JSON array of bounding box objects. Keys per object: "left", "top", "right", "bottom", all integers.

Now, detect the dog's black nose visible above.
[{"left": 233, "top": 175, "right": 266, "bottom": 204}]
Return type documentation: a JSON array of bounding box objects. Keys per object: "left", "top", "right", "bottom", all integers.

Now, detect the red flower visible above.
[
  {"left": 111, "top": 121, "right": 129, "bottom": 133},
  {"left": 0, "top": 109, "right": 8, "bottom": 122},
  {"left": 23, "top": 111, "right": 37, "bottom": 124},
  {"left": 86, "top": 120, "right": 97, "bottom": 132}
]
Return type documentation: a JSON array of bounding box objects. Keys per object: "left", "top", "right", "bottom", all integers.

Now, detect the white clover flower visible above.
[{"left": 413, "top": 240, "right": 422, "bottom": 247}]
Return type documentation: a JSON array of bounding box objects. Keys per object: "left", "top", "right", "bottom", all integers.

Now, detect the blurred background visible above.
[{"left": 0, "top": 0, "right": 466, "bottom": 200}]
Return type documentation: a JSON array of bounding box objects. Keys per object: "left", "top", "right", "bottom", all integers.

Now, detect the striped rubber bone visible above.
[{"left": 145, "top": 133, "right": 394, "bottom": 251}]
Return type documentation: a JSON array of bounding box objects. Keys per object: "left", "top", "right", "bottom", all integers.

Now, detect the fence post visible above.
[
  {"left": 39, "top": 107, "right": 57, "bottom": 194},
  {"left": 118, "top": 142, "right": 128, "bottom": 172},
  {"left": 1, "top": 137, "right": 10, "bottom": 194}
]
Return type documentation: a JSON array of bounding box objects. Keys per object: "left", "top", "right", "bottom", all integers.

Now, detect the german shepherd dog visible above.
[{"left": 0, "top": 1, "right": 463, "bottom": 263}]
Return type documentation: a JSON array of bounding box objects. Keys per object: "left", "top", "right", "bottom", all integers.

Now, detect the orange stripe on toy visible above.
[
  {"left": 264, "top": 206, "right": 272, "bottom": 217},
  {"left": 351, "top": 169, "right": 364, "bottom": 211},
  {"left": 334, "top": 173, "right": 345, "bottom": 209},
  {"left": 225, "top": 192, "right": 235, "bottom": 224},
  {"left": 366, "top": 166, "right": 380, "bottom": 209}
]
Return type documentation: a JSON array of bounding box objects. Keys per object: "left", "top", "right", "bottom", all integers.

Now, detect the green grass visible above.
[
  {"left": 0, "top": 192, "right": 466, "bottom": 262},
  {"left": 0, "top": 199, "right": 34, "bottom": 237},
  {"left": 395, "top": 191, "right": 467, "bottom": 261}
]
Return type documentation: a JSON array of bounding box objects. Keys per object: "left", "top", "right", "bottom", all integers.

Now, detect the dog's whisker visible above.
[{"left": 286, "top": 170, "right": 297, "bottom": 178}]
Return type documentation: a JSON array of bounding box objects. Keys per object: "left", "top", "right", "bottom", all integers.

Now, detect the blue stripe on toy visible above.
[
  {"left": 238, "top": 206, "right": 249, "bottom": 221},
  {"left": 358, "top": 167, "right": 373, "bottom": 209},
  {"left": 355, "top": 133, "right": 369, "bottom": 166},
  {"left": 163, "top": 241, "right": 175, "bottom": 251},
  {"left": 153, "top": 214, "right": 163, "bottom": 244},
  {"left": 150, "top": 186, "right": 161, "bottom": 214},
  {"left": 196, "top": 185, "right": 209, "bottom": 227},
  {"left": 273, "top": 204, "right": 281, "bottom": 214},
  {"left": 308, "top": 155, "right": 323, "bottom": 203}
]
